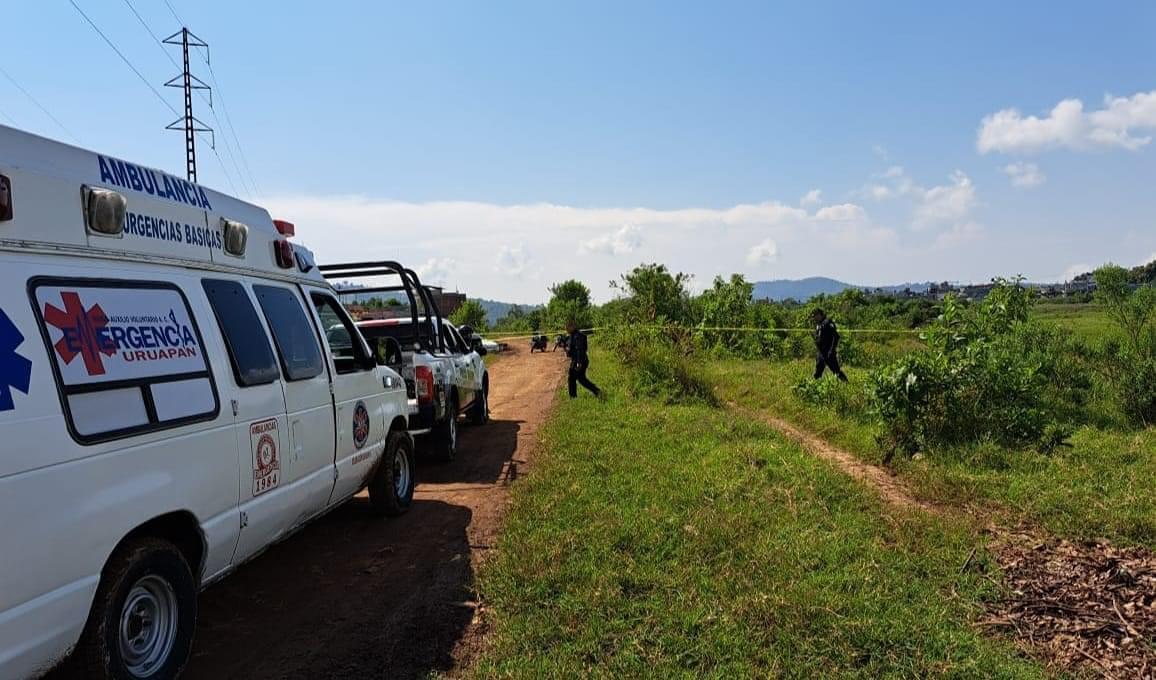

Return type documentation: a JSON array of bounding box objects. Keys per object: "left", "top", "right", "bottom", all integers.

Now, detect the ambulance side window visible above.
[
  {"left": 311, "top": 293, "right": 372, "bottom": 375},
  {"left": 202, "top": 279, "right": 280, "bottom": 387},
  {"left": 253, "top": 285, "right": 324, "bottom": 382}
]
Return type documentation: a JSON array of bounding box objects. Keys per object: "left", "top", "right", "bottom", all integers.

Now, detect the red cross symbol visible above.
[{"left": 44, "top": 292, "right": 116, "bottom": 376}]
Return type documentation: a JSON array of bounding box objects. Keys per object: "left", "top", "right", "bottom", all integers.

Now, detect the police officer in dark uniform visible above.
[
  {"left": 812, "top": 308, "right": 848, "bottom": 381},
  {"left": 565, "top": 321, "right": 602, "bottom": 399}
]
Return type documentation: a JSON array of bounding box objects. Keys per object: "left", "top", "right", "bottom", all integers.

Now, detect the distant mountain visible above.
[
  {"left": 752, "top": 278, "right": 932, "bottom": 302},
  {"left": 476, "top": 298, "right": 542, "bottom": 322},
  {"left": 752, "top": 277, "right": 853, "bottom": 301}
]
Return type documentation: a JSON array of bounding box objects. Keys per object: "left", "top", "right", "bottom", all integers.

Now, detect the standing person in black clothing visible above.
[
  {"left": 812, "top": 308, "right": 849, "bottom": 382},
  {"left": 565, "top": 320, "right": 602, "bottom": 399}
]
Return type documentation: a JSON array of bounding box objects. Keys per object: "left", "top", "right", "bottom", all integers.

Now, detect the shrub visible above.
[
  {"left": 603, "top": 324, "right": 716, "bottom": 406},
  {"left": 1093, "top": 266, "right": 1156, "bottom": 426},
  {"left": 792, "top": 376, "right": 868, "bottom": 419},
  {"left": 868, "top": 280, "right": 1090, "bottom": 459}
]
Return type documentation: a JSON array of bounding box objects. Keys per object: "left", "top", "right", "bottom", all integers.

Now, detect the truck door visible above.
[
  {"left": 308, "top": 290, "right": 389, "bottom": 504},
  {"left": 445, "top": 322, "right": 477, "bottom": 411},
  {"left": 252, "top": 283, "right": 338, "bottom": 522},
  {"left": 201, "top": 278, "right": 295, "bottom": 564}
]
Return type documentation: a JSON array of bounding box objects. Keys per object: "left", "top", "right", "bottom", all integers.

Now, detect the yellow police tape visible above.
[{"left": 481, "top": 325, "right": 924, "bottom": 342}]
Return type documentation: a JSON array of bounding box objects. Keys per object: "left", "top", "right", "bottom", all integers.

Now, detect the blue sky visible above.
[{"left": 4, "top": 1, "right": 1156, "bottom": 301}]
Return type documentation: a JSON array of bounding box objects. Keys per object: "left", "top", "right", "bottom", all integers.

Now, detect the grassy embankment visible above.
[{"left": 471, "top": 350, "right": 1041, "bottom": 677}]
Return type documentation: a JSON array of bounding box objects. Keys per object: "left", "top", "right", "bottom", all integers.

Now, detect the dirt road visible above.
[{"left": 181, "top": 347, "right": 565, "bottom": 679}]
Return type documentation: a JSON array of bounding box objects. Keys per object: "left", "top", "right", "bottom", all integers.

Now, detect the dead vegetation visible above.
[{"left": 979, "top": 528, "right": 1156, "bottom": 679}]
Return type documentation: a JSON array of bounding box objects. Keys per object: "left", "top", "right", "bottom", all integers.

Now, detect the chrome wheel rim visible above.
[
  {"left": 449, "top": 412, "right": 457, "bottom": 450},
  {"left": 394, "top": 446, "right": 411, "bottom": 498},
  {"left": 119, "top": 575, "right": 178, "bottom": 677}
]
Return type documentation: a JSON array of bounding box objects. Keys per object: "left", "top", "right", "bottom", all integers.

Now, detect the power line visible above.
[
  {"left": 202, "top": 63, "right": 261, "bottom": 198},
  {"left": 67, "top": 0, "right": 178, "bottom": 117},
  {"left": 0, "top": 65, "right": 81, "bottom": 143},
  {"left": 120, "top": 0, "right": 254, "bottom": 197},
  {"left": 163, "top": 0, "right": 183, "bottom": 27},
  {"left": 69, "top": 0, "right": 239, "bottom": 195}
]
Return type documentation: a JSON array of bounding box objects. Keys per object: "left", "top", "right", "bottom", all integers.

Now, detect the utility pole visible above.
[{"left": 163, "top": 28, "right": 212, "bottom": 183}]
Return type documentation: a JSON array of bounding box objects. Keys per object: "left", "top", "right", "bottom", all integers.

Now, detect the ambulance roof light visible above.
[
  {"left": 273, "top": 219, "right": 295, "bottom": 237},
  {"left": 0, "top": 175, "right": 12, "bottom": 222},
  {"left": 274, "top": 239, "right": 294, "bottom": 269},
  {"left": 221, "top": 218, "right": 249, "bottom": 257},
  {"left": 82, "top": 185, "right": 126, "bottom": 237}
]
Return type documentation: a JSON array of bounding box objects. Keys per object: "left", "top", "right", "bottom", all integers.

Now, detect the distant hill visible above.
[
  {"left": 752, "top": 278, "right": 932, "bottom": 302},
  {"left": 476, "top": 298, "right": 542, "bottom": 322},
  {"left": 752, "top": 277, "right": 853, "bottom": 301}
]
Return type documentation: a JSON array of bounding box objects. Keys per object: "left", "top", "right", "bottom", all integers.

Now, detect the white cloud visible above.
[
  {"left": 883, "top": 165, "right": 905, "bottom": 178},
  {"left": 814, "top": 203, "right": 867, "bottom": 221},
  {"left": 417, "top": 257, "right": 456, "bottom": 286},
  {"left": 913, "top": 171, "right": 977, "bottom": 229},
  {"left": 259, "top": 192, "right": 938, "bottom": 302},
  {"left": 978, "top": 90, "right": 1156, "bottom": 154},
  {"left": 746, "top": 238, "right": 779, "bottom": 266},
  {"left": 495, "top": 243, "right": 529, "bottom": 276},
  {"left": 799, "top": 189, "right": 822, "bottom": 207},
  {"left": 579, "top": 224, "right": 642, "bottom": 255},
  {"left": 934, "top": 222, "right": 985, "bottom": 248},
  {"left": 1002, "top": 162, "right": 1046, "bottom": 188}
]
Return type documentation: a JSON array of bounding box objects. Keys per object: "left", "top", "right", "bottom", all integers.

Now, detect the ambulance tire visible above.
[
  {"left": 431, "top": 397, "right": 459, "bottom": 463},
  {"left": 75, "top": 537, "right": 197, "bottom": 680},
  {"left": 370, "top": 431, "right": 415, "bottom": 517},
  {"left": 469, "top": 376, "right": 489, "bottom": 426}
]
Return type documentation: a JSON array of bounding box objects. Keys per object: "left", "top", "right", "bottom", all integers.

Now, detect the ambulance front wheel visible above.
[
  {"left": 370, "top": 431, "right": 416, "bottom": 516},
  {"left": 75, "top": 537, "right": 197, "bottom": 680}
]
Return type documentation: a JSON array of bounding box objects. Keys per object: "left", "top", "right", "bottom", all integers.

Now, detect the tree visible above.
[
  {"left": 1095, "top": 264, "right": 1156, "bottom": 355},
  {"left": 698, "top": 274, "right": 753, "bottom": 350},
  {"left": 612, "top": 263, "right": 692, "bottom": 323},
  {"left": 549, "top": 280, "right": 592, "bottom": 308},
  {"left": 449, "top": 299, "right": 488, "bottom": 330},
  {"left": 544, "top": 279, "right": 593, "bottom": 330}
]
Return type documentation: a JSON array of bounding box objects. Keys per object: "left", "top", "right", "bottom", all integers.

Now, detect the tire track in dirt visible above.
[
  {"left": 729, "top": 402, "right": 935, "bottom": 513},
  {"left": 177, "top": 347, "right": 567, "bottom": 679}
]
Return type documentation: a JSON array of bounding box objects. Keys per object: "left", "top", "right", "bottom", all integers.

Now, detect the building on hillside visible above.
[{"left": 428, "top": 288, "right": 466, "bottom": 317}]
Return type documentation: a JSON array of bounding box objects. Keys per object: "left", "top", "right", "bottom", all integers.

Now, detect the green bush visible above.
[
  {"left": 1093, "top": 266, "right": 1156, "bottom": 427},
  {"left": 792, "top": 377, "right": 869, "bottom": 419},
  {"left": 604, "top": 324, "right": 717, "bottom": 406},
  {"left": 868, "top": 280, "right": 1090, "bottom": 459}
]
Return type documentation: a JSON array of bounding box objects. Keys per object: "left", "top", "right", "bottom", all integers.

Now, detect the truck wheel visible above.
[
  {"left": 469, "top": 377, "right": 489, "bottom": 425},
  {"left": 369, "top": 431, "right": 415, "bottom": 516},
  {"left": 74, "top": 537, "right": 197, "bottom": 680},
  {"left": 432, "top": 397, "right": 458, "bottom": 462}
]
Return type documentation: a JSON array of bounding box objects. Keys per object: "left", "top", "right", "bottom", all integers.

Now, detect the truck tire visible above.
[
  {"left": 431, "top": 396, "right": 458, "bottom": 462},
  {"left": 469, "top": 376, "right": 489, "bottom": 426},
  {"left": 369, "top": 431, "right": 415, "bottom": 516},
  {"left": 74, "top": 537, "right": 197, "bottom": 680}
]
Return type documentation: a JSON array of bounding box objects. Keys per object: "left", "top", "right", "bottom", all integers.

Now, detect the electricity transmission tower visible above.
[{"left": 163, "top": 28, "right": 212, "bottom": 183}]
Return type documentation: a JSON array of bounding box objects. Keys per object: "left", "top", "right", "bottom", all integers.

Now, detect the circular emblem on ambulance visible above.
[
  {"left": 352, "top": 400, "right": 370, "bottom": 450},
  {"left": 256, "top": 434, "right": 277, "bottom": 470}
]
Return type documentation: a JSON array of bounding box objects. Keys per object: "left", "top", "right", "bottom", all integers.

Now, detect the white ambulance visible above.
[{"left": 0, "top": 125, "right": 415, "bottom": 679}]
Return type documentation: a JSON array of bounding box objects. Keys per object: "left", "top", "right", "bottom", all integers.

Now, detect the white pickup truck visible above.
[{"left": 320, "top": 263, "right": 490, "bottom": 461}]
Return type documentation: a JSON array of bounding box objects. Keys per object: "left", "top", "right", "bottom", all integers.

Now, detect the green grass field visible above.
[
  {"left": 1035, "top": 302, "right": 1116, "bottom": 341},
  {"left": 472, "top": 351, "right": 1042, "bottom": 678},
  {"left": 704, "top": 355, "right": 1156, "bottom": 548}
]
